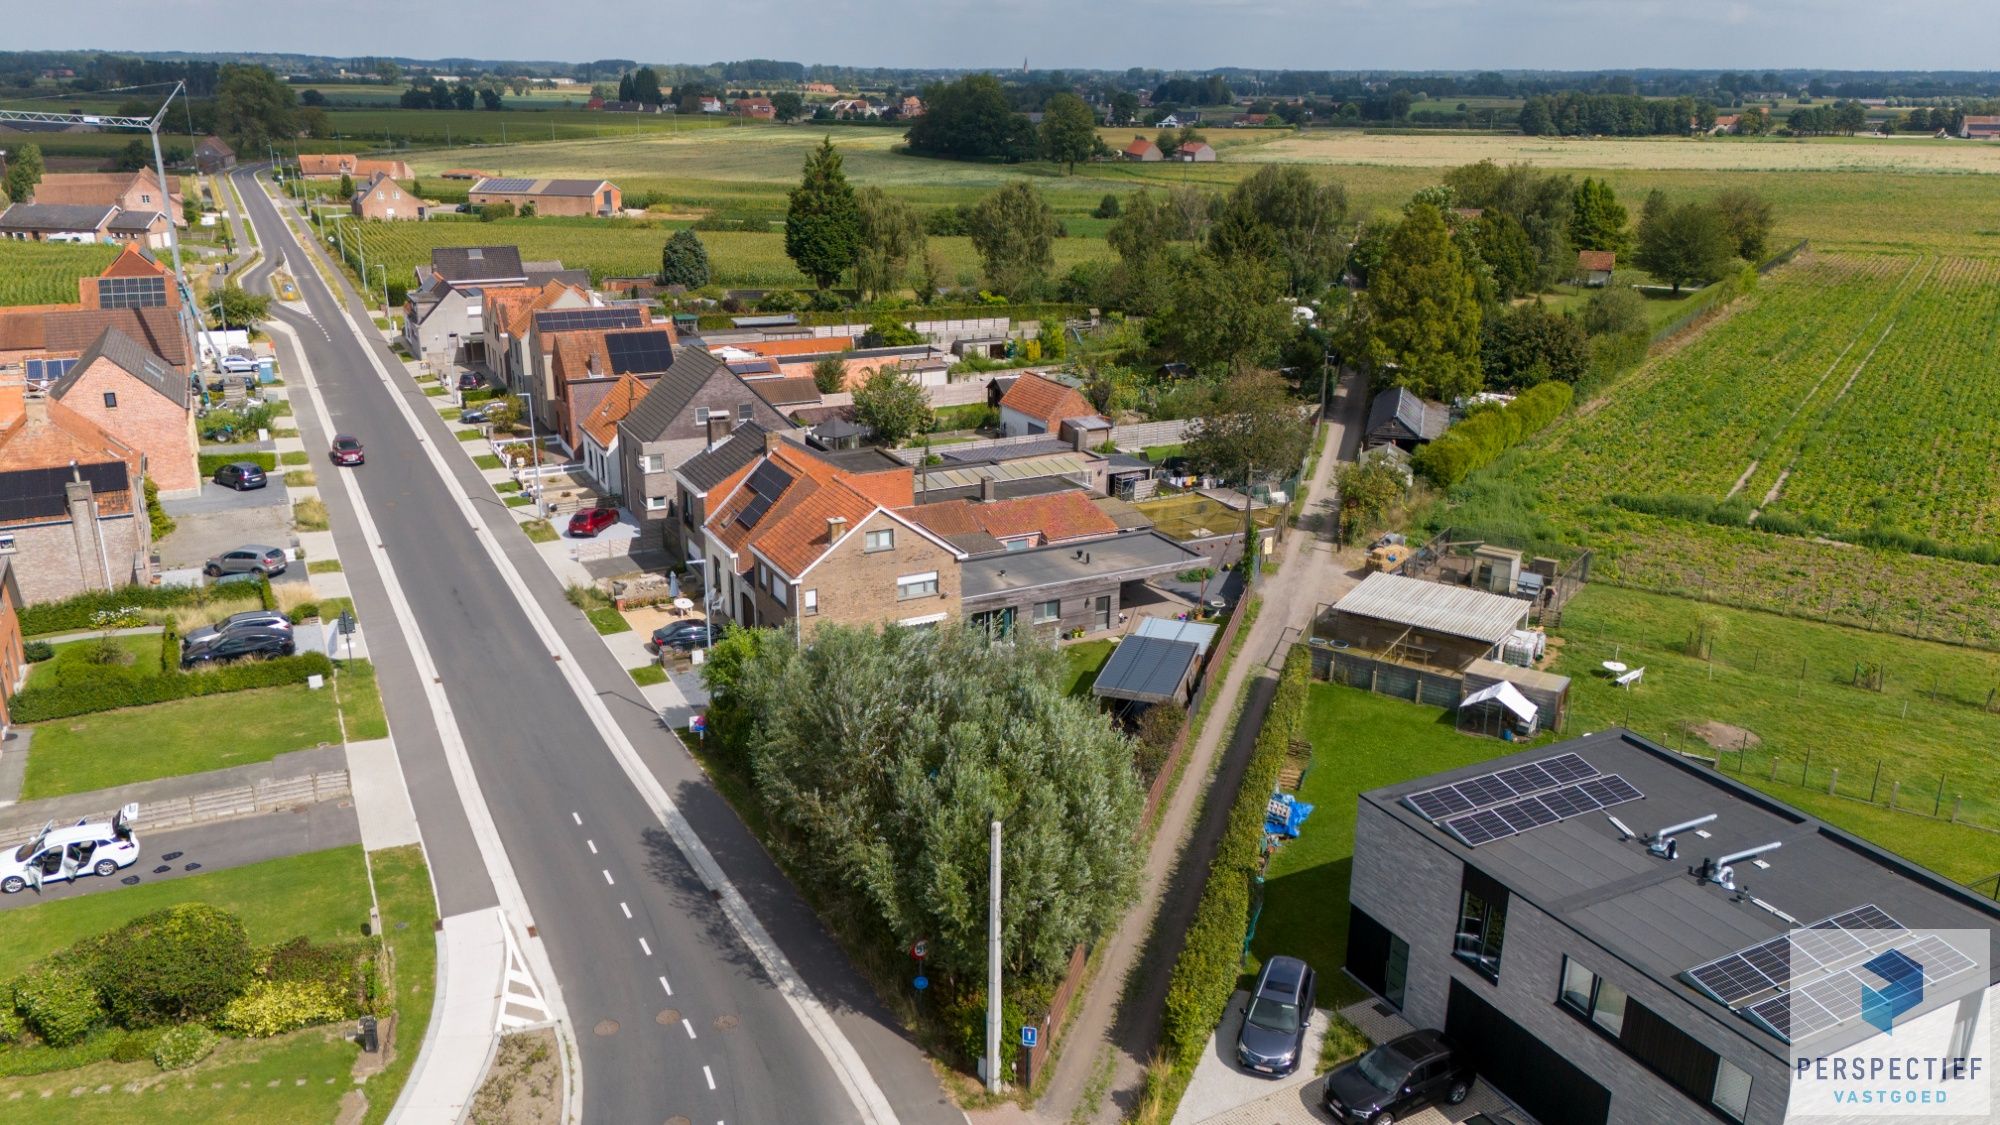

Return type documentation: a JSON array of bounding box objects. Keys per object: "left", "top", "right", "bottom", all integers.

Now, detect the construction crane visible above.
[{"left": 0, "top": 82, "right": 218, "bottom": 381}]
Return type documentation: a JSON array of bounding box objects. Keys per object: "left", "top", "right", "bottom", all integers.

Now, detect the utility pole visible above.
[{"left": 987, "top": 817, "right": 1002, "bottom": 1094}]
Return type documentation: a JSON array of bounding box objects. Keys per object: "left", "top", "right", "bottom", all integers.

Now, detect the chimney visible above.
[
  {"left": 826, "top": 516, "right": 847, "bottom": 542},
  {"left": 764, "top": 428, "right": 786, "bottom": 455},
  {"left": 1071, "top": 425, "right": 1091, "bottom": 452},
  {"left": 979, "top": 477, "right": 997, "bottom": 504},
  {"left": 23, "top": 390, "right": 50, "bottom": 428}
]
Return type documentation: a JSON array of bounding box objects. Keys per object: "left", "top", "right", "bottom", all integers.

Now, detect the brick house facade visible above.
[
  {"left": 0, "top": 561, "right": 22, "bottom": 730},
  {"left": 51, "top": 327, "right": 199, "bottom": 496},
  {"left": 352, "top": 173, "right": 422, "bottom": 221},
  {"left": 0, "top": 394, "right": 152, "bottom": 604},
  {"left": 616, "top": 348, "right": 794, "bottom": 532}
]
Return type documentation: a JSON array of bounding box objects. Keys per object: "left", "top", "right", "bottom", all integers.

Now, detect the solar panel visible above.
[
  {"left": 1688, "top": 939, "right": 1791, "bottom": 1006},
  {"left": 605, "top": 330, "right": 674, "bottom": 374},
  {"left": 535, "top": 307, "right": 646, "bottom": 333},
  {"left": 1685, "top": 905, "right": 1906, "bottom": 1008},
  {"left": 736, "top": 494, "right": 773, "bottom": 529},
  {"left": 478, "top": 177, "right": 536, "bottom": 193},
  {"left": 747, "top": 461, "right": 793, "bottom": 501},
  {"left": 1402, "top": 753, "right": 1598, "bottom": 823},
  {"left": 1439, "top": 774, "right": 1643, "bottom": 847},
  {"left": 97, "top": 274, "right": 167, "bottom": 309}
]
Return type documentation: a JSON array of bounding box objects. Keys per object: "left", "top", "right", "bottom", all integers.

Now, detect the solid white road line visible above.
[{"left": 282, "top": 179, "right": 901, "bottom": 1125}]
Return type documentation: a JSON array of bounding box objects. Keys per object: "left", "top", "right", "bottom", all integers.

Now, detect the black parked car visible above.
[
  {"left": 648, "top": 620, "right": 711, "bottom": 653},
  {"left": 1322, "top": 1030, "right": 1474, "bottom": 1124},
  {"left": 212, "top": 461, "right": 267, "bottom": 491},
  {"left": 183, "top": 609, "right": 294, "bottom": 646},
  {"left": 1236, "top": 955, "right": 1316, "bottom": 1076},
  {"left": 180, "top": 627, "right": 296, "bottom": 669}
]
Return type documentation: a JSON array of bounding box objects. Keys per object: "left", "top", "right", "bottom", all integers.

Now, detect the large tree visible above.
[
  {"left": 1569, "top": 177, "right": 1629, "bottom": 254},
  {"left": 658, "top": 229, "right": 711, "bottom": 289},
  {"left": 706, "top": 625, "right": 1142, "bottom": 987},
  {"left": 1351, "top": 202, "right": 1484, "bottom": 402},
  {"left": 1334, "top": 458, "right": 1409, "bottom": 546},
  {"left": 1712, "top": 188, "right": 1775, "bottom": 262},
  {"left": 3, "top": 141, "right": 43, "bottom": 205},
  {"left": 214, "top": 63, "right": 298, "bottom": 153},
  {"left": 784, "top": 138, "right": 861, "bottom": 290},
  {"left": 1208, "top": 165, "right": 1349, "bottom": 297},
  {"left": 771, "top": 91, "right": 804, "bottom": 122},
  {"left": 1480, "top": 302, "right": 1590, "bottom": 387},
  {"left": 1038, "top": 93, "right": 1099, "bottom": 173},
  {"left": 1145, "top": 247, "right": 1291, "bottom": 376},
  {"left": 630, "top": 66, "right": 664, "bottom": 107},
  {"left": 852, "top": 366, "right": 932, "bottom": 445},
  {"left": 853, "top": 188, "right": 926, "bottom": 303},
  {"left": 1183, "top": 369, "right": 1314, "bottom": 497},
  {"left": 1634, "top": 196, "right": 1737, "bottom": 292},
  {"left": 967, "top": 182, "right": 1057, "bottom": 297},
  {"left": 905, "top": 75, "right": 1036, "bottom": 162}
]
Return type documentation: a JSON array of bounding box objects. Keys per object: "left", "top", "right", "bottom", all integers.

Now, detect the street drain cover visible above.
[
  {"left": 656, "top": 1009, "right": 680, "bottom": 1025},
  {"left": 593, "top": 1020, "right": 619, "bottom": 1037},
  {"left": 713, "top": 1014, "right": 739, "bottom": 1032}
]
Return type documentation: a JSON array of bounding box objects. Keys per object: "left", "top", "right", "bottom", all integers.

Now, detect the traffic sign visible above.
[
  {"left": 689, "top": 713, "right": 707, "bottom": 733},
  {"left": 913, "top": 975, "right": 929, "bottom": 991},
  {"left": 911, "top": 939, "right": 929, "bottom": 960},
  {"left": 1020, "top": 1025, "right": 1038, "bottom": 1049}
]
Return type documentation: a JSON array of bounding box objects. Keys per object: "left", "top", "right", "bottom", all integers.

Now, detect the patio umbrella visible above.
[{"left": 669, "top": 571, "right": 680, "bottom": 598}]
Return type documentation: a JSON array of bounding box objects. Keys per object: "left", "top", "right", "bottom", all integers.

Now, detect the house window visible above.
[
  {"left": 1032, "top": 599, "right": 1059, "bottom": 624},
  {"left": 645, "top": 495, "right": 668, "bottom": 511},
  {"left": 897, "top": 572, "right": 939, "bottom": 600},
  {"left": 102, "top": 391, "right": 118, "bottom": 409},
  {"left": 865, "top": 529, "right": 894, "bottom": 553},
  {"left": 694, "top": 407, "right": 710, "bottom": 424},
  {"left": 1004, "top": 538, "right": 1030, "bottom": 552},
  {"left": 1453, "top": 867, "right": 1508, "bottom": 982},
  {"left": 737, "top": 402, "right": 754, "bottom": 422},
  {"left": 802, "top": 589, "right": 818, "bottom": 616},
  {"left": 638, "top": 454, "right": 663, "bottom": 473},
  {"left": 0, "top": 534, "right": 14, "bottom": 554},
  {"left": 768, "top": 572, "right": 788, "bottom": 606},
  {"left": 140, "top": 193, "right": 151, "bottom": 204},
  {"left": 1712, "top": 1059, "right": 1752, "bottom": 1122},
  {"left": 1558, "top": 957, "right": 1627, "bottom": 1036}
]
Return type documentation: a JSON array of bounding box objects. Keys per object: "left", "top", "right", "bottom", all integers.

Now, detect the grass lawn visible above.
[
  {"left": 629, "top": 663, "right": 667, "bottom": 686},
  {"left": 1552, "top": 585, "right": 2000, "bottom": 882},
  {"left": 0, "top": 1029, "right": 359, "bottom": 1123},
  {"left": 1142, "top": 444, "right": 1185, "bottom": 464},
  {"left": 22, "top": 660, "right": 387, "bottom": 798},
  {"left": 521, "top": 519, "right": 558, "bottom": 544},
  {"left": 1063, "top": 640, "right": 1116, "bottom": 697},
  {"left": 586, "top": 607, "right": 630, "bottom": 634},
  {"left": 0, "top": 845, "right": 372, "bottom": 980},
  {"left": 1248, "top": 684, "right": 1528, "bottom": 1004},
  {"left": 279, "top": 450, "right": 309, "bottom": 466},
  {"left": 25, "top": 633, "right": 163, "bottom": 689},
  {"left": 307, "top": 559, "right": 343, "bottom": 573},
  {"left": 358, "top": 845, "right": 440, "bottom": 1125},
  {"left": 472, "top": 453, "right": 503, "bottom": 470}
]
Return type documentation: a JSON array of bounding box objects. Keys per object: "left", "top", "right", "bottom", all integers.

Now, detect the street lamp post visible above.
[
  {"left": 372, "top": 263, "right": 389, "bottom": 317},
  {"left": 516, "top": 391, "right": 543, "bottom": 513}
]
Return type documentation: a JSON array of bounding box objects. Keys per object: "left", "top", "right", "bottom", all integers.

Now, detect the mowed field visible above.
[
  {"left": 0, "top": 240, "right": 119, "bottom": 305},
  {"left": 1455, "top": 249, "right": 2000, "bottom": 646}
]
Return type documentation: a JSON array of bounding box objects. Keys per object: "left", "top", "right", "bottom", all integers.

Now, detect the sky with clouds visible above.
[{"left": 13, "top": 0, "right": 1994, "bottom": 71}]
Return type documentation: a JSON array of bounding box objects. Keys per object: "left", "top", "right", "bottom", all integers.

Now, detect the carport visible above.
[{"left": 1092, "top": 635, "right": 1201, "bottom": 708}]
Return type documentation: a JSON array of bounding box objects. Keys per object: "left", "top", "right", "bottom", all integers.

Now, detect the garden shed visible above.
[{"left": 1092, "top": 635, "right": 1201, "bottom": 706}]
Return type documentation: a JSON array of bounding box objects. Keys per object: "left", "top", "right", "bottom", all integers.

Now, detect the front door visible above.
[{"left": 1092, "top": 596, "right": 1112, "bottom": 631}]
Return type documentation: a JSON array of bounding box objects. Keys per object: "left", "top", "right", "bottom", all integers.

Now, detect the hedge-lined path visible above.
[{"left": 1031, "top": 369, "right": 1370, "bottom": 1125}]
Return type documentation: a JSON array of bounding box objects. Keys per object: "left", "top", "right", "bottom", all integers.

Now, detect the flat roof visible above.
[
  {"left": 1093, "top": 636, "right": 1200, "bottom": 703},
  {"left": 1364, "top": 730, "right": 2000, "bottom": 1060},
  {"left": 961, "top": 530, "right": 1198, "bottom": 600},
  {"left": 1333, "top": 572, "right": 1529, "bottom": 645},
  {"left": 1133, "top": 616, "right": 1220, "bottom": 655}
]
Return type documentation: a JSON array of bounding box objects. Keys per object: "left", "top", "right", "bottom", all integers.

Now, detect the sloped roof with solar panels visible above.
[{"left": 1365, "top": 729, "right": 2000, "bottom": 1060}]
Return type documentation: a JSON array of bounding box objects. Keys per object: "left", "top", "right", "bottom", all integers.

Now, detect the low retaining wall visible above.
[{"left": 0, "top": 770, "right": 351, "bottom": 840}]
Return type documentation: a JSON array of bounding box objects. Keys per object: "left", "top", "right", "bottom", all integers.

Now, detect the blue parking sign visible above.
[{"left": 1020, "top": 1025, "right": 1038, "bottom": 1048}]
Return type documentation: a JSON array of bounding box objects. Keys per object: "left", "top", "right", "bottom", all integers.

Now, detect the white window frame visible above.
[
  {"left": 638, "top": 453, "right": 663, "bottom": 473},
  {"left": 802, "top": 588, "right": 818, "bottom": 616},
  {"left": 769, "top": 572, "right": 788, "bottom": 606},
  {"left": 865, "top": 528, "right": 894, "bottom": 553},
  {"left": 693, "top": 407, "right": 710, "bottom": 424},
  {"left": 897, "top": 571, "right": 939, "bottom": 601},
  {"left": 644, "top": 494, "right": 668, "bottom": 511},
  {"left": 0, "top": 533, "right": 14, "bottom": 555}
]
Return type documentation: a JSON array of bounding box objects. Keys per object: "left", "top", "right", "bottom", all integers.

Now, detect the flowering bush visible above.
[
  {"left": 152, "top": 1023, "right": 221, "bottom": 1070},
  {"left": 89, "top": 606, "right": 146, "bottom": 630},
  {"left": 218, "top": 980, "right": 346, "bottom": 1038}
]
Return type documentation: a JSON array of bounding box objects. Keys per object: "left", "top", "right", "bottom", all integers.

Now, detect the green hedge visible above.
[
  {"left": 1413, "top": 381, "right": 1573, "bottom": 489},
  {"left": 690, "top": 301, "right": 1084, "bottom": 332},
  {"left": 1159, "top": 647, "right": 1311, "bottom": 1074},
  {"left": 7, "top": 651, "right": 335, "bottom": 723},
  {"left": 197, "top": 451, "right": 278, "bottom": 475},
  {"left": 18, "top": 581, "right": 268, "bottom": 636}
]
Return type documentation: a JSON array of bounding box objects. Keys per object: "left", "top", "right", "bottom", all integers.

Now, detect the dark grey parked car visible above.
[
  {"left": 180, "top": 626, "right": 296, "bottom": 669},
  {"left": 184, "top": 609, "right": 294, "bottom": 645},
  {"left": 204, "top": 544, "right": 288, "bottom": 578},
  {"left": 1236, "top": 955, "right": 1316, "bottom": 1076},
  {"left": 212, "top": 461, "right": 267, "bottom": 490},
  {"left": 1322, "top": 1029, "right": 1474, "bottom": 1124}
]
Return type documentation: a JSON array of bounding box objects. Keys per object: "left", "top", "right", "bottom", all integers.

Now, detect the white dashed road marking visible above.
[
  {"left": 639, "top": 937, "right": 652, "bottom": 956},
  {"left": 620, "top": 902, "right": 632, "bottom": 919},
  {"left": 704, "top": 1065, "right": 716, "bottom": 1091}
]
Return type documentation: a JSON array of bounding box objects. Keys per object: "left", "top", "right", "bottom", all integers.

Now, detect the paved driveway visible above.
[
  {"left": 165, "top": 477, "right": 290, "bottom": 517},
  {"left": 1173, "top": 990, "right": 1331, "bottom": 1125}
]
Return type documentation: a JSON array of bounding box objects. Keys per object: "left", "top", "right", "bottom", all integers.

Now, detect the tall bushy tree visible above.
[
  {"left": 3, "top": 142, "right": 44, "bottom": 204},
  {"left": 1635, "top": 196, "right": 1736, "bottom": 292},
  {"left": 1712, "top": 188, "right": 1775, "bottom": 262},
  {"left": 710, "top": 625, "right": 1143, "bottom": 984},
  {"left": 967, "top": 182, "right": 1057, "bottom": 297},
  {"left": 658, "top": 229, "right": 711, "bottom": 288},
  {"left": 853, "top": 187, "right": 926, "bottom": 302},
  {"left": 630, "top": 66, "right": 664, "bottom": 106},
  {"left": 1208, "top": 165, "right": 1349, "bottom": 297},
  {"left": 1038, "top": 93, "right": 1099, "bottom": 173},
  {"left": 1470, "top": 211, "right": 1539, "bottom": 300},
  {"left": 905, "top": 75, "right": 1036, "bottom": 162},
  {"left": 1183, "top": 368, "right": 1314, "bottom": 486},
  {"left": 1351, "top": 202, "right": 1484, "bottom": 402},
  {"left": 851, "top": 366, "right": 932, "bottom": 445},
  {"left": 1480, "top": 302, "right": 1590, "bottom": 387},
  {"left": 784, "top": 137, "right": 861, "bottom": 290},
  {"left": 1145, "top": 248, "right": 1291, "bottom": 376},
  {"left": 1569, "top": 177, "right": 1629, "bottom": 254},
  {"left": 214, "top": 64, "right": 298, "bottom": 152}
]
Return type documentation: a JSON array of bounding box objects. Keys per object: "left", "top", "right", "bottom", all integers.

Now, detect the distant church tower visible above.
[{"left": 1022, "top": 57, "right": 1029, "bottom": 74}]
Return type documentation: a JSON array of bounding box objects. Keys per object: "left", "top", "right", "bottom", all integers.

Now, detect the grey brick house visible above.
[{"left": 614, "top": 347, "right": 794, "bottom": 539}]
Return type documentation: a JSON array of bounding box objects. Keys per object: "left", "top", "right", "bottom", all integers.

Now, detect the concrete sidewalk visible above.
[
  {"left": 345, "top": 737, "right": 422, "bottom": 851},
  {"left": 392, "top": 906, "right": 554, "bottom": 1122}
]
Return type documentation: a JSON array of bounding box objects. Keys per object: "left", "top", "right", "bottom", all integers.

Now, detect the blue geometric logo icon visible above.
[{"left": 1860, "top": 948, "right": 1924, "bottom": 1035}]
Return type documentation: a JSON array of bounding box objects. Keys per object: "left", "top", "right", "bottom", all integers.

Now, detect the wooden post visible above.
[
  {"left": 1951, "top": 797, "right": 1961, "bottom": 823},
  {"left": 1769, "top": 756, "right": 1779, "bottom": 781},
  {"left": 1889, "top": 779, "right": 1900, "bottom": 808}
]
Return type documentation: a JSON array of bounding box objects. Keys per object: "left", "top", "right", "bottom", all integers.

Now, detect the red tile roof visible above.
[
  {"left": 998, "top": 371, "right": 1097, "bottom": 429},
  {"left": 707, "top": 440, "right": 931, "bottom": 577},
  {"left": 1124, "top": 137, "right": 1160, "bottom": 158},
  {"left": 902, "top": 490, "right": 1117, "bottom": 547},
  {"left": 100, "top": 244, "right": 166, "bottom": 278},
  {"left": 726, "top": 336, "right": 855, "bottom": 359},
  {"left": 580, "top": 373, "right": 654, "bottom": 447},
  {"left": 1576, "top": 250, "right": 1617, "bottom": 273}
]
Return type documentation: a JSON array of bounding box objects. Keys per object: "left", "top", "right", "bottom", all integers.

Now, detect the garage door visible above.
[{"left": 1447, "top": 980, "right": 1610, "bottom": 1125}]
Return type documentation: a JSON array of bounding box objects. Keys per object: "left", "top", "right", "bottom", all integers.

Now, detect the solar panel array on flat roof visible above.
[
  {"left": 534, "top": 307, "right": 646, "bottom": 333},
  {"left": 1686, "top": 905, "right": 1908, "bottom": 1008},
  {"left": 605, "top": 330, "right": 674, "bottom": 374},
  {"left": 477, "top": 177, "right": 536, "bottom": 193},
  {"left": 1735, "top": 930, "right": 1978, "bottom": 1043},
  {"left": 1403, "top": 753, "right": 1597, "bottom": 822},
  {"left": 97, "top": 274, "right": 167, "bottom": 309},
  {"left": 1440, "top": 774, "right": 1642, "bottom": 847}
]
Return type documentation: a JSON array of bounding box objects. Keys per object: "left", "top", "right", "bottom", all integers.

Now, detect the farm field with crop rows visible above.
[
  {"left": 0, "top": 240, "right": 119, "bottom": 306},
  {"left": 1445, "top": 249, "right": 2000, "bottom": 646}
]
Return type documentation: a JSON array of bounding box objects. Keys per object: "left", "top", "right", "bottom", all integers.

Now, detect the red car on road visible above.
[
  {"left": 330, "top": 435, "right": 365, "bottom": 466},
  {"left": 568, "top": 508, "right": 618, "bottom": 537}
]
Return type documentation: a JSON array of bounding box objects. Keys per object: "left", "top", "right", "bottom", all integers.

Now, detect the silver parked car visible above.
[{"left": 204, "top": 544, "right": 288, "bottom": 578}]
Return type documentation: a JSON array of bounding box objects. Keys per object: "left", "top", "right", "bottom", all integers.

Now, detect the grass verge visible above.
[
  {"left": 307, "top": 559, "right": 343, "bottom": 573},
  {"left": 629, "top": 663, "right": 667, "bottom": 686},
  {"left": 358, "top": 844, "right": 440, "bottom": 1125},
  {"left": 521, "top": 519, "right": 557, "bottom": 543},
  {"left": 293, "top": 497, "right": 330, "bottom": 530},
  {"left": 280, "top": 450, "right": 310, "bottom": 466},
  {"left": 586, "top": 607, "right": 631, "bottom": 635},
  {"left": 284, "top": 469, "right": 317, "bottom": 488},
  {"left": 472, "top": 453, "right": 504, "bottom": 470}
]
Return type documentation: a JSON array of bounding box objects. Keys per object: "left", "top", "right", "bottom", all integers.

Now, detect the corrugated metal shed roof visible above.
[
  {"left": 1093, "top": 635, "right": 1199, "bottom": 703},
  {"left": 1333, "top": 572, "right": 1528, "bottom": 645}
]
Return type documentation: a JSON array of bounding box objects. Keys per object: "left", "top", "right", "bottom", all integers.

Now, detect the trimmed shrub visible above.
[
  {"left": 13, "top": 964, "right": 103, "bottom": 1047},
  {"left": 197, "top": 452, "right": 278, "bottom": 476},
  {"left": 1160, "top": 647, "right": 1310, "bottom": 1069},
  {"left": 109, "top": 1034, "right": 151, "bottom": 1062},
  {"left": 1414, "top": 381, "right": 1573, "bottom": 489},
  {"left": 219, "top": 979, "right": 347, "bottom": 1038},
  {"left": 260, "top": 937, "right": 373, "bottom": 1017},
  {"left": 82, "top": 903, "right": 256, "bottom": 1029},
  {"left": 22, "top": 640, "right": 53, "bottom": 663},
  {"left": 0, "top": 1028, "right": 162, "bottom": 1078},
  {"left": 0, "top": 1007, "right": 23, "bottom": 1043},
  {"left": 7, "top": 651, "right": 336, "bottom": 723},
  {"left": 153, "top": 1023, "right": 221, "bottom": 1070}
]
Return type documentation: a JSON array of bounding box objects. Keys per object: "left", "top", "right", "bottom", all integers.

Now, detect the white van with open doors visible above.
[{"left": 1, "top": 803, "right": 141, "bottom": 894}]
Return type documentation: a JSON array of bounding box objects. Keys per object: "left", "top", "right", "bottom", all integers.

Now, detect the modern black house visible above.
[{"left": 1347, "top": 729, "right": 1999, "bottom": 1125}]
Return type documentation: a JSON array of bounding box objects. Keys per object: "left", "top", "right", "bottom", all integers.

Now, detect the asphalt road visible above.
[
  {"left": 0, "top": 801, "right": 360, "bottom": 912},
  {"left": 232, "top": 170, "right": 957, "bottom": 1125}
]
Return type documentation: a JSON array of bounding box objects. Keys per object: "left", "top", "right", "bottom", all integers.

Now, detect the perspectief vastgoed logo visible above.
[{"left": 1786, "top": 927, "right": 1992, "bottom": 1120}]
